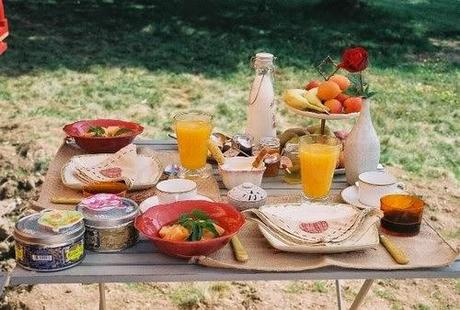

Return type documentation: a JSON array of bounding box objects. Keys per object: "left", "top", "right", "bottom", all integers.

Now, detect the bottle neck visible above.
[{"left": 252, "top": 56, "right": 274, "bottom": 76}]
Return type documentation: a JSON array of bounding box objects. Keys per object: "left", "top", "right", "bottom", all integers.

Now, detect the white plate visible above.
[
  {"left": 139, "top": 194, "right": 214, "bottom": 213},
  {"left": 341, "top": 185, "right": 377, "bottom": 209},
  {"left": 258, "top": 217, "right": 379, "bottom": 254},
  {"left": 61, "top": 153, "right": 162, "bottom": 191}
]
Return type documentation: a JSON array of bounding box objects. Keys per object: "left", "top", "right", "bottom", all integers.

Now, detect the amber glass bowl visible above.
[{"left": 380, "top": 194, "right": 425, "bottom": 236}]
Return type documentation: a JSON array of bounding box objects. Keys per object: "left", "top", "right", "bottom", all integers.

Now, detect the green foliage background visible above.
[{"left": 0, "top": 0, "right": 459, "bottom": 180}]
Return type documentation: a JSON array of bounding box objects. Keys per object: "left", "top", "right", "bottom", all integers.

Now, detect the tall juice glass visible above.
[
  {"left": 174, "top": 112, "right": 213, "bottom": 179},
  {"left": 300, "top": 135, "right": 341, "bottom": 200}
]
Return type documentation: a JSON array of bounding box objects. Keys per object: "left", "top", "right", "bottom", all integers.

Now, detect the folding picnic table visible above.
[{"left": 1, "top": 140, "right": 459, "bottom": 310}]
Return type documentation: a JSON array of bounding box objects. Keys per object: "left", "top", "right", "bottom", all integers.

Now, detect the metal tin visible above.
[
  {"left": 76, "top": 197, "right": 139, "bottom": 252},
  {"left": 13, "top": 212, "right": 85, "bottom": 272}
]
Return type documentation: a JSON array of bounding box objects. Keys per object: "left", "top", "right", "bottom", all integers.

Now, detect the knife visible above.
[
  {"left": 231, "top": 236, "right": 248, "bottom": 262},
  {"left": 379, "top": 234, "right": 409, "bottom": 265}
]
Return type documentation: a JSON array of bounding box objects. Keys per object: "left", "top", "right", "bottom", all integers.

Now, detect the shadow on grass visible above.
[{"left": 2, "top": 0, "right": 459, "bottom": 77}]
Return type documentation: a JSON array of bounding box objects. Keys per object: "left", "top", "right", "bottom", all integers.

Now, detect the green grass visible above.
[
  {"left": 455, "top": 280, "right": 460, "bottom": 294},
  {"left": 0, "top": 0, "right": 459, "bottom": 181},
  {"left": 311, "top": 281, "right": 328, "bottom": 293},
  {"left": 283, "top": 281, "right": 306, "bottom": 294},
  {"left": 414, "top": 304, "right": 431, "bottom": 310},
  {"left": 168, "top": 285, "right": 206, "bottom": 309},
  {"left": 374, "top": 288, "right": 398, "bottom": 301},
  {"left": 209, "top": 282, "right": 231, "bottom": 295}
]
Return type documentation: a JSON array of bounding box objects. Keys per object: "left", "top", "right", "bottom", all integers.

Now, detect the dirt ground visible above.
[{"left": 0, "top": 122, "right": 458, "bottom": 310}]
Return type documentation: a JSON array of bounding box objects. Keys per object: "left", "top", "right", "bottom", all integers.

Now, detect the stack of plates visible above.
[{"left": 245, "top": 202, "right": 380, "bottom": 254}]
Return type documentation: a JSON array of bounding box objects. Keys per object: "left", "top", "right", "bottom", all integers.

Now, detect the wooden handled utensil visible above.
[
  {"left": 231, "top": 236, "right": 248, "bottom": 262},
  {"left": 50, "top": 197, "right": 82, "bottom": 205},
  {"left": 379, "top": 234, "right": 409, "bottom": 265}
]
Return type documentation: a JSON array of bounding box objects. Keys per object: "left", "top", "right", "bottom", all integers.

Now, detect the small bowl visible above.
[
  {"left": 134, "top": 200, "right": 245, "bottom": 258},
  {"left": 219, "top": 157, "right": 266, "bottom": 190},
  {"left": 63, "top": 119, "right": 144, "bottom": 153},
  {"left": 227, "top": 182, "right": 267, "bottom": 211}
]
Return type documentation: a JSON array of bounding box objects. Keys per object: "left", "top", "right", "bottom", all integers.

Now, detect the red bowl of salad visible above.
[
  {"left": 135, "top": 200, "right": 245, "bottom": 258},
  {"left": 63, "top": 119, "right": 143, "bottom": 153}
]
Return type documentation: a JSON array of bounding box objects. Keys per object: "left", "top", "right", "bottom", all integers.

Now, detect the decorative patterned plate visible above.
[
  {"left": 62, "top": 153, "right": 162, "bottom": 190},
  {"left": 259, "top": 221, "right": 379, "bottom": 253},
  {"left": 253, "top": 202, "right": 380, "bottom": 253}
]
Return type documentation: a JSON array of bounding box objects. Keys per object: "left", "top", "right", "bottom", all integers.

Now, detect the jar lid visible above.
[
  {"left": 227, "top": 182, "right": 267, "bottom": 203},
  {"left": 14, "top": 212, "right": 85, "bottom": 245},
  {"left": 76, "top": 197, "right": 139, "bottom": 228},
  {"left": 255, "top": 52, "right": 274, "bottom": 61},
  {"left": 359, "top": 170, "right": 397, "bottom": 186},
  {"left": 259, "top": 136, "right": 280, "bottom": 149},
  {"left": 79, "top": 194, "right": 123, "bottom": 212},
  {"left": 283, "top": 143, "right": 299, "bottom": 153},
  {"left": 253, "top": 52, "right": 274, "bottom": 68},
  {"left": 232, "top": 134, "right": 253, "bottom": 150}
]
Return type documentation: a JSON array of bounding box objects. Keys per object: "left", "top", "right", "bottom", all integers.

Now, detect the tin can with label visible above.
[
  {"left": 76, "top": 195, "right": 139, "bottom": 252},
  {"left": 13, "top": 212, "right": 85, "bottom": 272}
]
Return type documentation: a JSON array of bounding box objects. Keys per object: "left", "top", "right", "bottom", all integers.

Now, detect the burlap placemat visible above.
[
  {"left": 198, "top": 195, "right": 459, "bottom": 271},
  {"left": 34, "top": 143, "right": 222, "bottom": 210}
]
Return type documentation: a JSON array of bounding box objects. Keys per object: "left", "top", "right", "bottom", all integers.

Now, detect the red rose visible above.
[{"left": 338, "top": 47, "right": 368, "bottom": 72}]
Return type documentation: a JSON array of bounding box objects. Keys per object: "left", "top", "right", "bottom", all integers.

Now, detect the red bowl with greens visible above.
[
  {"left": 134, "top": 200, "right": 245, "bottom": 258},
  {"left": 63, "top": 119, "right": 143, "bottom": 153}
]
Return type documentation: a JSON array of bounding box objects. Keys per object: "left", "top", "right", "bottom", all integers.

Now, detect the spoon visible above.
[{"left": 162, "top": 164, "right": 180, "bottom": 179}]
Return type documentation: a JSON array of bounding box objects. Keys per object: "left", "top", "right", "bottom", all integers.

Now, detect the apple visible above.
[
  {"left": 343, "top": 97, "right": 362, "bottom": 113},
  {"left": 305, "top": 80, "right": 321, "bottom": 90},
  {"left": 335, "top": 93, "right": 350, "bottom": 103},
  {"left": 324, "top": 99, "right": 343, "bottom": 114}
]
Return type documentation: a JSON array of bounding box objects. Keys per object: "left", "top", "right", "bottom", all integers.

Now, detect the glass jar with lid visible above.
[
  {"left": 282, "top": 143, "right": 301, "bottom": 184},
  {"left": 255, "top": 137, "right": 281, "bottom": 177}
]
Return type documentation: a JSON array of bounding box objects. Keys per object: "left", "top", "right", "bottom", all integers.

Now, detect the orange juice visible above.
[
  {"left": 175, "top": 119, "right": 212, "bottom": 170},
  {"left": 300, "top": 136, "right": 340, "bottom": 199}
]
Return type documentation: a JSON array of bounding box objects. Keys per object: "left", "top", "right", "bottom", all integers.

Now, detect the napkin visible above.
[
  {"left": 243, "top": 202, "right": 381, "bottom": 245},
  {"left": 73, "top": 144, "right": 137, "bottom": 188}
]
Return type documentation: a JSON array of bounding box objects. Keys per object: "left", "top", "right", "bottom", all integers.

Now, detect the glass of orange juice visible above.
[
  {"left": 300, "top": 134, "right": 341, "bottom": 200},
  {"left": 174, "top": 111, "right": 213, "bottom": 179}
]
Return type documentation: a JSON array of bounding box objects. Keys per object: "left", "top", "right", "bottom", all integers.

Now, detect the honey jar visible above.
[{"left": 256, "top": 137, "right": 280, "bottom": 177}]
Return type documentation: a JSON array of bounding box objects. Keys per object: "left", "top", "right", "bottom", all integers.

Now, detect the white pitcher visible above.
[{"left": 344, "top": 99, "right": 380, "bottom": 184}]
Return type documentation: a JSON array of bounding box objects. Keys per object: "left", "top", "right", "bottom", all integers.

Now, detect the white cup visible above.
[
  {"left": 356, "top": 170, "right": 405, "bottom": 208},
  {"left": 156, "top": 179, "right": 197, "bottom": 204}
]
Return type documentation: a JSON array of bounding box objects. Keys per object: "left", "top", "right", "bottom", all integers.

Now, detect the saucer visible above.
[
  {"left": 340, "top": 185, "right": 377, "bottom": 209},
  {"left": 139, "top": 194, "right": 214, "bottom": 213}
]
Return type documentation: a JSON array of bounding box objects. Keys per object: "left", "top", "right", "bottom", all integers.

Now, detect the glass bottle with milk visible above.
[{"left": 246, "top": 52, "right": 276, "bottom": 143}]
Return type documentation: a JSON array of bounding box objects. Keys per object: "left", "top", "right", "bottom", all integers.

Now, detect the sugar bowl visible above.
[{"left": 227, "top": 182, "right": 267, "bottom": 210}]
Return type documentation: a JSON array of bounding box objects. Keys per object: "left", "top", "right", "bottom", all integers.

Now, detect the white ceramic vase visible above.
[{"left": 344, "top": 99, "right": 380, "bottom": 185}]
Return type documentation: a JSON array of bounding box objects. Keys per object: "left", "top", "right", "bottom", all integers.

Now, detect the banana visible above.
[
  {"left": 304, "top": 88, "right": 330, "bottom": 113},
  {"left": 283, "top": 89, "right": 327, "bottom": 113}
]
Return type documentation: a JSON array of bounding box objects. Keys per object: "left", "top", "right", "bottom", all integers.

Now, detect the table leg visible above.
[
  {"left": 99, "top": 283, "right": 107, "bottom": 310},
  {"left": 320, "top": 119, "right": 326, "bottom": 135},
  {"left": 335, "top": 279, "right": 343, "bottom": 310},
  {"left": 0, "top": 273, "right": 11, "bottom": 298},
  {"left": 349, "top": 279, "right": 374, "bottom": 310}
]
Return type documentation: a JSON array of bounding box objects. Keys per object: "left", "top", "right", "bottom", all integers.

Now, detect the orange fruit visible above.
[
  {"left": 335, "top": 93, "right": 350, "bottom": 103},
  {"left": 324, "top": 99, "right": 343, "bottom": 114},
  {"left": 329, "top": 74, "right": 351, "bottom": 91},
  {"left": 305, "top": 80, "right": 321, "bottom": 90},
  {"left": 317, "top": 81, "right": 341, "bottom": 101},
  {"left": 343, "top": 97, "right": 363, "bottom": 113}
]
